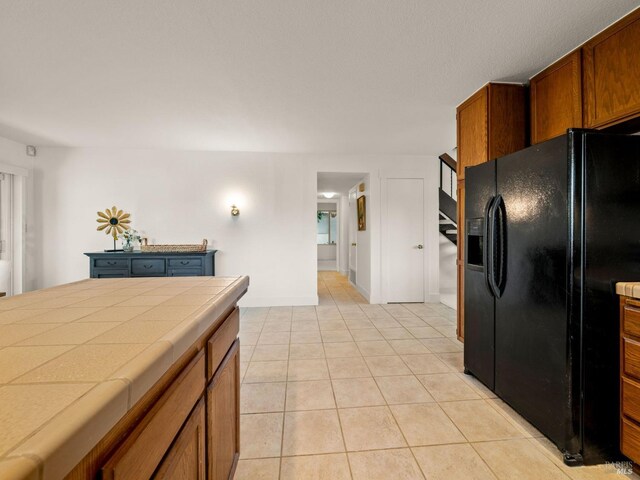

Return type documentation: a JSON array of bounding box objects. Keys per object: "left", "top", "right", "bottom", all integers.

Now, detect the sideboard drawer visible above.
[
  {"left": 94, "top": 258, "right": 129, "bottom": 268},
  {"left": 625, "top": 305, "right": 640, "bottom": 338},
  {"left": 623, "top": 377, "right": 640, "bottom": 424},
  {"left": 131, "top": 258, "right": 166, "bottom": 276},
  {"left": 170, "top": 268, "right": 203, "bottom": 277},
  {"left": 93, "top": 268, "right": 129, "bottom": 278},
  {"left": 169, "top": 258, "right": 203, "bottom": 268},
  {"left": 624, "top": 337, "right": 640, "bottom": 380}
]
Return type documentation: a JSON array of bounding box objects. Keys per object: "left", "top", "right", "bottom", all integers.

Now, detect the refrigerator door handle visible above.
[
  {"left": 493, "top": 194, "right": 507, "bottom": 297},
  {"left": 484, "top": 196, "right": 497, "bottom": 297}
]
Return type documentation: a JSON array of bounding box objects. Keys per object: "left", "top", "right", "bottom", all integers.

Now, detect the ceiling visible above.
[
  {"left": 317, "top": 172, "right": 366, "bottom": 195},
  {"left": 0, "top": 1, "right": 638, "bottom": 155}
]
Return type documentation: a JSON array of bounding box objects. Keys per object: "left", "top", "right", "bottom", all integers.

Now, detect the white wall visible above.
[
  {"left": 31, "top": 147, "right": 438, "bottom": 306},
  {"left": 317, "top": 245, "right": 336, "bottom": 261},
  {"left": 338, "top": 194, "right": 349, "bottom": 274},
  {"left": 439, "top": 235, "right": 457, "bottom": 309}
]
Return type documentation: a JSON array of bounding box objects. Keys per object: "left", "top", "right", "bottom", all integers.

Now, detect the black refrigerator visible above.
[{"left": 464, "top": 129, "right": 640, "bottom": 465}]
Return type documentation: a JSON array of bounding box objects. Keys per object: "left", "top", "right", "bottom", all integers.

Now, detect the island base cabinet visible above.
[
  {"left": 153, "top": 399, "right": 206, "bottom": 480},
  {"left": 207, "top": 339, "right": 240, "bottom": 480}
]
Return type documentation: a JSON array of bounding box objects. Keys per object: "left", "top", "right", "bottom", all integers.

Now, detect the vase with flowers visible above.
[{"left": 118, "top": 229, "right": 142, "bottom": 252}]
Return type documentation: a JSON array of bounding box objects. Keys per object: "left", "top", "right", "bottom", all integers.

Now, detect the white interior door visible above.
[
  {"left": 348, "top": 187, "right": 357, "bottom": 283},
  {"left": 387, "top": 178, "right": 424, "bottom": 303}
]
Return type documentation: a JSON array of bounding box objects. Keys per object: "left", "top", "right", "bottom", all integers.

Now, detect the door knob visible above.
[
  {"left": 417, "top": 244, "right": 424, "bottom": 249},
  {"left": 351, "top": 243, "right": 357, "bottom": 247}
]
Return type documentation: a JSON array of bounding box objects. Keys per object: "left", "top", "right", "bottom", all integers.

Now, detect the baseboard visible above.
[
  {"left": 239, "top": 296, "right": 319, "bottom": 307},
  {"left": 351, "top": 281, "right": 370, "bottom": 302}
]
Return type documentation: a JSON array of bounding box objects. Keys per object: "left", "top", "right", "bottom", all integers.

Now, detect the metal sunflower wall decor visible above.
[{"left": 97, "top": 206, "right": 131, "bottom": 252}]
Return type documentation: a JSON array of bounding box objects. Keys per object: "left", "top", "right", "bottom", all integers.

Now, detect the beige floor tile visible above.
[
  {"left": 435, "top": 326, "right": 458, "bottom": 338},
  {"left": 261, "top": 321, "right": 292, "bottom": 333},
  {"left": 349, "top": 448, "right": 425, "bottom": 480},
  {"left": 401, "top": 354, "right": 450, "bottom": 374},
  {"left": 391, "top": 403, "right": 465, "bottom": 446},
  {"left": 14, "top": 343, "right": 148, "bottom": 383},
  {"left": 323, "top": 342, "right": 361, "bottom": 358},
  {"left": 417, "top": 373, "right": 481, "bottom": 401},
  {"left": 365, "top": 355, "right": 412, "bottom": 376},
  {"left": 344, "top": 319, "right": 374, "bottom": 330},
  {"left": 290, "top": 330, "right": 322, "bottom": 343},
  {"left": 397, "top": 318, "right": 430, "bottom": 328},
  {"left": 240, "top": 413, "right": 284, "bottom": 459},
  {"left": 406, "top": 326, "right": 444, "bottom": 338},
  {"left": 370, "top": 318, "right": 402, "bottom": 329},
  {"left": 319, "top": 319, "right": 348, "bottom": 331},
  {"left": 440, "top": 400, "right": 524, "bottom": 442},
  {"left": 412, "top": 444, "right": 497, "bottom": 480},
  {"left": 241, "top": 382, "right": 286, "bottom": 413},
  {"left": 487, "top": 398, "right": 543, "bottom": 438},
  {"left": 327, "top": 357, "right": 372, "bottom": 379},
  {"left": 321, "top": 330, "right": 353, "bottom": 343},
  {"left": 239, "top": 331, "right": 260, "bottom": 346},
  {"left": 389, "top": 339, "right": 430, "bottom": 355},
  {"left": 240, "top": 322, "right": 264, "bottom": 333},
  {"left": 356, "top": 340, "right": 395, "bottom": 356},
  {"left": 473, "top": 439, "right": 569, "bottom": 479},
  {"left": 339, "top": 406, "right": 406, "bottom": 451},
  {"left": 458, "top": 373, "right": 497, "bottom": 399},
  {"left": 350, "top": 328, "right": 384, "bottom": 341},
  {"left": 258, "top": 331, "right": 291, "bottom": 345},
  {"left": 288, "top": 359, "right": 329, "bottom": 381},
  {"left": 0, "top": 383, "right": 94, "bottom": 456},
  {"left": 280, "top": 453, "right": 351, "bottom": 480},
  {"left": 379, "top": 328, "right": 414, "bottom": 340},
  {"left": 438, "top": 352, "right": 464, "bottom": 372},
  {"left": 252, "top": 344, "right": 290, "bottom": 361},
  {"left": 289, "top": 343, "right": 324, "bottom": 359},
  {"left": 234, "top": 458, "right": 280, "bottom": 480},
  {"left": 0, "top": 346, "right": 73, "bottom": 383},
  {"left": 282, "top": 410, "right": 344, "bottom": 456},
  {"left": 420, "top": 338, "right": 463, "bottom": 353},
  {"left": 286, "top": 380, "right": 335, "bottom": 411},
  {"left": 332, "top": 377, "right": 385, "bottom": 407},
  {"left": 375, "top": 375, "right": 434, "bottom": 404},
  {"left": 244, "top": 361, "right": 289, "bottom": 383}
]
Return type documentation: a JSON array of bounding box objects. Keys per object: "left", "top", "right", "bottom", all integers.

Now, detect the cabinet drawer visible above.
[
  {"left": 623, "top": 377, "right": 640, "bottom": 424},
  {"left": 624, "top": 338, "right": 640, "bottom": 380},
  {"left": 624, "top": 306, "right": 640, "bottom": 338},
  {"left": 207, "top": 308, "right": 240, "bottom": 380},
  {"left": 168, "top": 257, "right": 203, "bottom": 268},
  {"left": 131, "top": 258, "right": 166, "bottom": 275},
  {"left": 622, "top": 417, "right": 640, "bottom": 464},
  {"left": 101, "top": 352, "right": 205, "bottom": 480},
  {"left": 93, "top": 268, "right": 129, "bottom": 278},
  {"left": 169, "top": 268, "right": 202, "bottom": 277},
  {"left": 94, "top": 258, "right": 128, "bottom": 268}
]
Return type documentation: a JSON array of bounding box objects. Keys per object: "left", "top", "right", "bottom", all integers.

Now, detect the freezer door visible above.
[
  {"left": 494, "top": 135, "right": 575, "bottom": 451},
  {"left": 464, "top": 160, "right": 496, "bottom": 390}
]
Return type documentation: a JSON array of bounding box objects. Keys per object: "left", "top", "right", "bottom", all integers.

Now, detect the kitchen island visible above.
[{"left": 0, "top": 275, "right": 248, "bottom": 480}]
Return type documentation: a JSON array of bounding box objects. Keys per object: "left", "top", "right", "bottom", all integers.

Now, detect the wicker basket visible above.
[{"left": 140, "top": 239, "right": 208, "bottom": 253}]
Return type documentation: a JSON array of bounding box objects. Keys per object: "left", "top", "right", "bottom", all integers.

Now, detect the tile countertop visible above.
[
  {"left": 0, "top": 275, "right": 249, "bottom": 480},
  {"left": 617, "top": 282, "right": 640, "bottom": 299}
]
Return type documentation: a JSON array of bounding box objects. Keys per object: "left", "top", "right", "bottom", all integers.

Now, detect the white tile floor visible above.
[{"left": 235, "top": 272, "right": 637, "bottom": 479}]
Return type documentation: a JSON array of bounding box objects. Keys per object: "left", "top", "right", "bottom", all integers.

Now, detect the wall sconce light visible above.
[{"left": 231, "top": 205, "right": 240, "bottom": 216}]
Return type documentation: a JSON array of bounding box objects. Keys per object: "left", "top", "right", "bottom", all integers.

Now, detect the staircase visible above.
[{"left": 439, "top": 153, "right": 457, "bottom": 245}]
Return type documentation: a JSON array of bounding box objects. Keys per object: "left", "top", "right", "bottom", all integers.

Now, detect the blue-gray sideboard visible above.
[{"left": 84, "top": 250, "right": 217, "bottom": 278}]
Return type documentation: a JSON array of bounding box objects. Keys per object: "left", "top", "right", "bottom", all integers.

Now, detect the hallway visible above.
[{"left": 317, "top": 271, "right": 368, "bottom": 306}]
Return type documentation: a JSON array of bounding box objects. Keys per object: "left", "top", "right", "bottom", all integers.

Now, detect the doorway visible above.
[{"left": 317, "top": 172, "right": 369, "bottom": 305}]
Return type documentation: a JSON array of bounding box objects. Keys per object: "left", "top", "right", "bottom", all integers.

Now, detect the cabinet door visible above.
[
  {"left": 583, "top": 9, "right": 640, "bottom": 128},
  {"left": 207, "top": 339, "right": 240, "bottom": 480},
  {"left": 456, "top": 181, "right": 465, "bottom": 341},
  {"left": 153, "top": 399, "right": 206, "bottom": 480},
  {"left": 457, "top": 87, "right": 488, "bottom": 180},
  {"left": 530, "top": 50, "right": 582, "bottom": 144}
]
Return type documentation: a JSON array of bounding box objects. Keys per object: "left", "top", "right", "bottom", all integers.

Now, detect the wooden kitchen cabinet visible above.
[
  {"left": 456, "top": 83, "right": 527, "bottom": 180},
  {"left": 207, "top": 340, "right": 240, "bottom": 480},
  {"left": 620, "top": 296, "right": 640, "bottom": 465},
  {"left": 456, "top": 83, "right": 526, "bottom": 340},
  {"left": 583, "top": 8, "right": 640, "bottom": 129},
  {"left": 530, "top": 50, "right": 582, "bottom": 144},
  {"left": 153, "top": 399, "right": 206, "bottom": 480}
]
